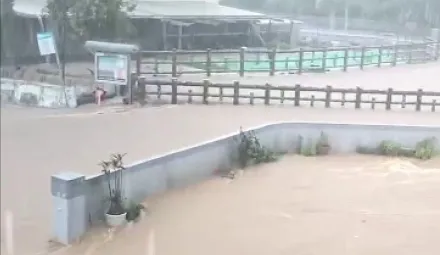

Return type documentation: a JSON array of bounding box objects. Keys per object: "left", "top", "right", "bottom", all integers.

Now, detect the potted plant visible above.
[
  {"left": 100, "top": 153, "right": 127, "bottom": 227},
  {"left": 316, "top": 132, "right": 331, "bottom": 155}
]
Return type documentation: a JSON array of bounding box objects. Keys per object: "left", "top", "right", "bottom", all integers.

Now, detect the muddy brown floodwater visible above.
[
  {"left": 58, "top": 155, "right": 440, "bottom": 255},
  {"left": 1, "top": 104, "right": 439, "bottom": 255}
]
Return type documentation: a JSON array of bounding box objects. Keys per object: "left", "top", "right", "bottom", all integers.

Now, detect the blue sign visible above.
[{"left": 36, "top": 32, "right": 56, "bottom": 56}]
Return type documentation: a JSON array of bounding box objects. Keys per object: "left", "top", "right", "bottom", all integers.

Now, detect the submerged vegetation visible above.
[
  {"left": 358, "top": 137, "right": 438, "bottom": 160},
  {"left": 230, "top": 129, "right": 437, "bottom": 180},
  {"left": 236, "top": 128, "right": 277, "bottom": 169}
]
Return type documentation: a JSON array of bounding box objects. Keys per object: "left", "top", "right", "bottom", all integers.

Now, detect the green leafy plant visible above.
[
  {"left": 126, "top": 202, "right": 145, "bottom": 222},
  {"left": 415, "top": 137, "right": 438, "bottom": 160},
  {"left": 356, "top": 145, "right": 378, "bottom": 155},
  {"left": 295, "top": 135, "right": 304, "bottom": 154},
  {"left": 46, "top": 0, "right": 137, "bottom": 42},
  {"left": 378, "top": 140, "right": 402, "bottom": 156},
  {"left": 100, "top": 153, "right": 127, "bottom": 216},
  {"left": 300, "top": 138, "right": 317, "bottom": 157},
  {"left": 316, "top": 132, "right": 331, "bottom": 155},
  {"left": 235, "top": 128, "right": 276, "bottom": 168}
]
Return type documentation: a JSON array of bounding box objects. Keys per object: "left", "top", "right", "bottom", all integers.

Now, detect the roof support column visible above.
[
  {"left": 224, "top": 22, "right": 229, "bottom": 34},
  {"left": 162, "top": 21, "right": 167, "bottom": 50},
  {"left": 267, "top": 19, "right": 272, "bottom": 42},
  {"left": 246, "top": 23, "right": 252, "bottom": 46},
  {"left": 177, "top": 25, "right": 183, "bottom": 50},
  {"left": 289, "top": 20, "right": 300, "bottom": 49}
]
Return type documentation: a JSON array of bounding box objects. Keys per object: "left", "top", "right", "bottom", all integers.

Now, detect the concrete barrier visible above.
[
  {"left": 0, "top": 78, "right": 118, "bottom": 108},
  {"left": 51, "top": 121, "right": 440, "bottom": 244},
  {"left": 1, "top": 78, "right": 77, "bottom": 108}
]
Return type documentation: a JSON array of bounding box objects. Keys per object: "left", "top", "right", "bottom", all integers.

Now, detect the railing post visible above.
[
  {"left": 298, "top": 48, "right": 304, "bottom": 74},
  {"left": 138, "top": 77, "right": 146, "bottom": 104},
  {"left": 407, "top": 43, "right": 413, "bottom": 64},
  {"left": 171, "top": 48, "right": 177, "bottom": 78},
  {"left": 343, "top": 48, "right": 349, "bottom": 71},
  {"left": 385, "top": 88, "right": 393, "bottom": 110},
  {"left": 154, "top": 58, "right": 159, "bottom": 74},
  {"left": 188, "top": 90, "right": 193, "bottom": 103},
  {"left": 355, "top": 86, "right": 362, "bottom": 109},
  {"left": 171, "top": 78, "right": 178, "bottom": 104},
  {"left": 202, "top": 79, "right": 209, "bottom": 104},
  {"left": 325, "top": 85, "right": 332, "bottom": 108},
  {"left": 416, "top": 89, "right": 423, "bottom": 111},
  {"left": 294, "top": 84, "right": 301, "bottom": 106},
  {"left": 360, "top": 47, "right": 365, "bottom": 70},
  {"left": 206, "top": 48, "right": 212, "bottom": 77},
  {"left": 264, "top": 83, "right": 271, "bottom": 105},
  {"left": 233, "top": 80, "right": 240, "bottom": 105},
  {"left": 269, "top": 48, "right": 276, "bottom": 76},
  {"left": 392, "top": 44, "right": 398, "bottom": 66},
  {"left": 435, "top": 41, "right": 440, "bottom": 61},
  {"left": 239, "top": 47, "right": 245, "bottom": 77},
  {"left": 322, "top": 48, "right": 327, "bottom": 72},
  {"left": 377, "top": 45, "right": 383, "bottom": 68},
  {"left": 136, "top": 52, "right": 141, "bottom": 78}
]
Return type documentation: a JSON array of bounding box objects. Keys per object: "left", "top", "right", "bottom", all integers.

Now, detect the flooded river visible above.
[
  {"left": 55, "top": 155, "right": 440, "bottom": 255},
  {"left": 1, "top": 105, "right": 439, "bottom": 255}
]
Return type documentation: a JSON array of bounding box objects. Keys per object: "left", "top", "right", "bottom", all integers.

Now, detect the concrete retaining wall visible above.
[
  {"left": 51, "top": 121, "right": 440, "bottom": 244},
  {"left": 1, "top": 78, "right": 77, "bottom": 108},
  {"left": 0, "top": 78, "right": 118, "bottom": 108}
]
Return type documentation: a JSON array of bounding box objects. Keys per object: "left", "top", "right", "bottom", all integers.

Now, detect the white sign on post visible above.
[
  {"left": 36, "top": 32, "right": 56, "bottom": 56},
  {"left": 94, "top": 52, "right": 130, "bottom": 85}
]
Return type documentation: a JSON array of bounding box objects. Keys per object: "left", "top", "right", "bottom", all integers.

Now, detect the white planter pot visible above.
[{"left": 105, "top": 212, "right": 127, "bottom": 227}]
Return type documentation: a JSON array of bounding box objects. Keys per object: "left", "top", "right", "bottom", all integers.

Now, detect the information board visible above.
[
  {"left": 94, "top": 52, "right": 129, "bottom": 85},
  {"left": 36, "top": 32, "right": 56, "bottom": 56}
]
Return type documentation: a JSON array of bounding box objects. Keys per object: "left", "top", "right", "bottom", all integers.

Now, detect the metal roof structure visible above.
[{"left": 13, "top": 0, "right": 266, "bottom": 20}]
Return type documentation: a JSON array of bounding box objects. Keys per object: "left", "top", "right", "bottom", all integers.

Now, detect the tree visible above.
[
  {"left": 46, "top": 0, "right": 136, "bottom": 41},
  {"left": 46, "top": 0, "right": 137, "bottom": 84},
  {"left": 1, "top": 0, "right": 18, "bottom": 66}
]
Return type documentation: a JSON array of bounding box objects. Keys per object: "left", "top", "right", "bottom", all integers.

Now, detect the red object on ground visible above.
[{"left": 93, "top": 88, "right": 107, "bottom": 104}]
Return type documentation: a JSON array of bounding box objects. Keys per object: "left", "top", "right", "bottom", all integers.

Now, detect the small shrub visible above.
[
  {"left": 126, "top": 202, "right": 145, "bottom": 222},
  {"left": 296, "top": 135, "right": 304, "bottom": 154},
  {"left": 378, "top": 140, "right": 402, "bottom": 156},
  {"left": 316, "top": 132, "right": 331, "bottom": 155},
  {"left": 300, "top": 138, "right": 317, "bottom": 157},
  {"left": 360, "top": 137, "right": 438, "bottom": 160},
  {"left": 236, "top": 128, "right": 277, "bottom": 168},
  {"left": 415, "top": 137, "right": 438, "bottom": 160},
  {"left": 356, "top": 145, "right": 378, "bottom": 155}
]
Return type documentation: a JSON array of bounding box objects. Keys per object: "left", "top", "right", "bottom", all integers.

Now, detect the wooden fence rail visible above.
[
  {"left": 137, "top": 41, "right": 440, "bottom": 78},
  {"left": 138, "top": 79, "right": 440, "bottom": 112}
]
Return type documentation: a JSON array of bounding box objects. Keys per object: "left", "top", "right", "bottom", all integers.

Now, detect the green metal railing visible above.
[{"left": 136, "top": 41, "right": 439, "bottom": 77}]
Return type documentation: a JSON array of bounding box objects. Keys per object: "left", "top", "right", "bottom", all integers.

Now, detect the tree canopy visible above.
[
  {"left": 46, "top": 0, "right": 137, "bottom": 42},
  {"left": 1, "top": 0, "right": 18, "bottom": 65}
]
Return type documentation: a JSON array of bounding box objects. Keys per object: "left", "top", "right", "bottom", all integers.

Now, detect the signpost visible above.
[
  {"left": 36, "top": 32, "right": 56, "bottom": 56},
  {"left": 85, "top": 41, "right": 140, "bottom": 104},
  {"left": 37, "top": 32, "right": 63, "bottom": 82}
]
